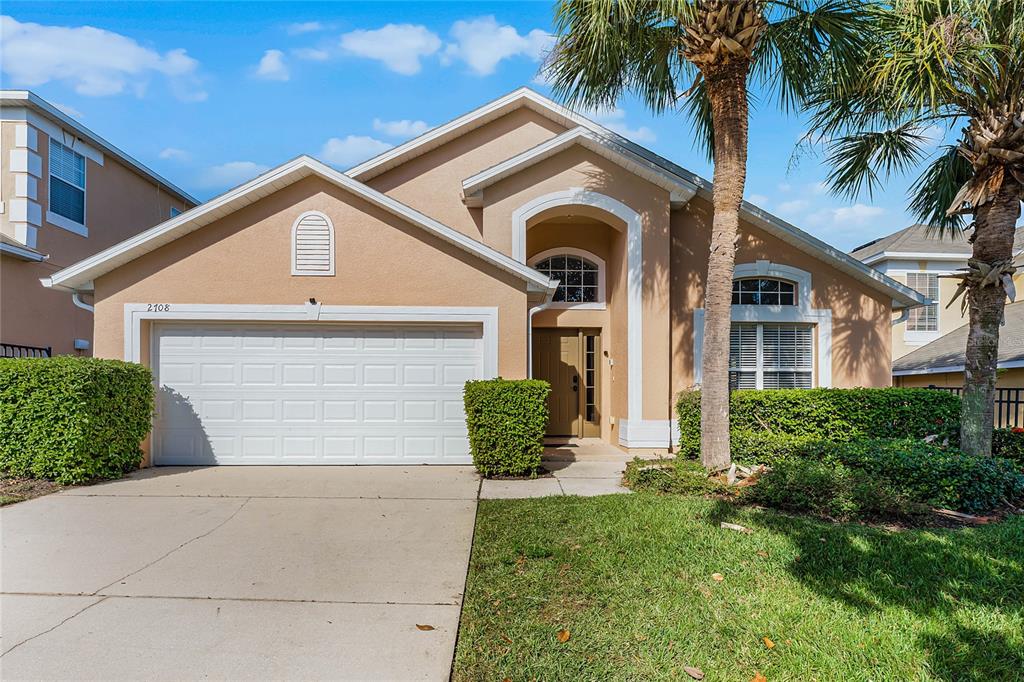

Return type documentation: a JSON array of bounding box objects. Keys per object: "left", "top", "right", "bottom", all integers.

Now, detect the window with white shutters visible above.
[
  {"left": 729, "top": 323, "right": 813, "bottom": 390},
  {"left": 49, "top": 138, "right": 86, "bottom": 225},
  {"left": 906, "top": 272, "right": 938, "bottom": 332},
  {"left": 291, "top": 211, "right": 335, "bottom": 276}
]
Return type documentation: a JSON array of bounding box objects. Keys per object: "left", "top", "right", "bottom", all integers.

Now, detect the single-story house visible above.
[{"left": 43, "top": 88, "right": 926, "bottom": 466}]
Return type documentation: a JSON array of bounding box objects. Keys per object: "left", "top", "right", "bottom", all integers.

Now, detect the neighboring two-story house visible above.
[
  {"left": 44, "top": 88, "right": 926, "bottom": 465},
  {"left": 1, "top": 91, "right": 197, "bottom": 356}
]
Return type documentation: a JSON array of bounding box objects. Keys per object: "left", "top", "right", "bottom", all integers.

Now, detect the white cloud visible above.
[
  {"left": 747, "top": 193, "right": 770, "bottom": 206},
  {"left": 583, "top": 106, "right": 656, "bottom": 143},
  {"left": 777, "top": 182, "right": 792, "bottom": 192},
  {"left": 293, "top": 47, "right": 329, "bottom": 61},
  {"left": 255, "top": 49, "right": 289, "bottom": 81},
  {"left": 776, "top": 199, "right": 810, "bottom": 216},
  {"left": 442, "top": 16, "right": 553, "bottom": 76},
  {"left": 51, "top": 101, "right": 83, "bottom": 119},
  {"left": 158, "top": 147, "right": 189, "bottom": 161},
  {"left": 340, "top": 24, "right": 441, "bottom": 75},
  {"left": 320, "top": 135, "right": 392, "bottom": 168},
  {"left": 0, "top": 15, "right": 205, "bottom": 100},
  {"left": 830, "top": 203, "right": 886, "bottom": 225},
  {"left": 287, "top": 21, "right": 323, "bottom": 35},
  {"left": 198, "top": 161, "right": 269, "bottom": 189},
  {"left": 372, "top": 118, "right": 430, "bottom": 138}
]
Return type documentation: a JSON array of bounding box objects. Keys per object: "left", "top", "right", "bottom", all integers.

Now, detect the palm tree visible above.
[
  {"left": 808, "top": 0, "right": 1023, "bottom": 456},
  {"left": 544, "top": 0, "right": 867, "bottom": 470}
]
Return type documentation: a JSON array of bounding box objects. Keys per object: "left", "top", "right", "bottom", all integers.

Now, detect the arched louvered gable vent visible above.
[{"left": 291, "top": 211, "right": 335, "bottom": 276}]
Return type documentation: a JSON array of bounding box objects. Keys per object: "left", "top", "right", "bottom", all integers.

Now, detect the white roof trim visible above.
[
  {"left": 42, "top": 156, "right": 558, "bottom": 295},
  {"left": 461, "top": 127, "right": 699, "bottom": 206},
  {"left": 893, "top": 359, "right": 1024, "bottom": 376},
  {"left": 348, "top": 86, "right": 924, "bottom": 309},
  {"left": 1, "top": 241, "right": 47, "bottom": 262},
  {"left": 1, "top": 90, "right": 198, "bottom": 206},
  {"left": 861, "top": 251, "right": 974, "bottom": 266}
]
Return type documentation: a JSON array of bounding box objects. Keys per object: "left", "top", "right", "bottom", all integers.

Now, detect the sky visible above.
[{"left": 0, "top": 1, "right": 954, "bottom": 252}]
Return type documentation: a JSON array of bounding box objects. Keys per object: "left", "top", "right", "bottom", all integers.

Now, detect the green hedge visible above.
[
  {"left": 464, "top": 378, "right": 550, "bottom": 477},
  {"left": 993, "top": 428, "right": 1024, "bottom": 467},
  {"left": 676, "top": 388, "right": 961, "bottom": 462},
  {"left": 0, "top": 357, "right": 154, "bottom": 484}
]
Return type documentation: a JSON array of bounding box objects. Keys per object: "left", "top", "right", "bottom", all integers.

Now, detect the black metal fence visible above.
[
  {"left": 926, "top": 385, "right": 1024, "bottom": 429},
  {"left": 1, "top": 343, "right": 52, "bottom": 358}
]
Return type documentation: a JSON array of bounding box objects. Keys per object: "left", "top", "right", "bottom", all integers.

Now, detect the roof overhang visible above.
[
  {"left": 42, "top": 155, "right": 558, "bottom": 297},
  {"left": 894, "top": 359, "right": 1024, "bottom": 376},
  {"left": 1, "top": 90, "right": 199, "bottom": 206},
  {"left": 0, "top": 237, "right": 47, "bottom": 262},
  {"left": 860, "top": 251, "right": 974, "bottom": 266},
  {"left": 461, "top": 127, "right": 699, "bottom": 208}
]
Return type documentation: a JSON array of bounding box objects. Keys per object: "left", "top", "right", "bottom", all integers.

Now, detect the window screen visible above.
[{"left": 49, "top": 139, "right": 86, "bottom": 225}]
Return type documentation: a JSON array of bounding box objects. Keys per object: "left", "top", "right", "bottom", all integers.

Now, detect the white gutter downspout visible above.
[
  {"left": 526, "top": 302, "right": 554, "bottom": 378},
  {"left": 72, "top": 292, "right": 94, "bottom": 313}
]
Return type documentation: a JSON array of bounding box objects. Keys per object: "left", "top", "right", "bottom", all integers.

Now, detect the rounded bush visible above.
[{"left": 464, "top": 378, "right": 550, "bottom": 477}]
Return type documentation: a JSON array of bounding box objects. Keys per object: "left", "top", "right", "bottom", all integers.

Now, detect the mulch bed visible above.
[{"left": 0, "top": 477, "right": 64, "bottom": 506}]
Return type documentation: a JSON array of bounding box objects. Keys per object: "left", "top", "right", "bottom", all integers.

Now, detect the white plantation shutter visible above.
[
  {"left": 729, "top": 324, "right": 758, "bottom": 390},
  {"left": 730, "top": 322, "right": 813, "bottom": 390},
  {"left": 292, "top": 212, "right": 335, "bottom": 275}
]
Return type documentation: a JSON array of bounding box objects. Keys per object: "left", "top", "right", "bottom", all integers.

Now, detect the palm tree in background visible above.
[
  {"left": 544, "top": 0, "right": 867, "bottom": 470},
  {"left": 808, "top": 0, "right": 1023, "bottom": 455}
]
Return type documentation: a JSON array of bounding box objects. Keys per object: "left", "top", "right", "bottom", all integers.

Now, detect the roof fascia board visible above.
[
  {"left": 861, "top": 251, "right": 974, "bottom": 266},
  {"left": 461, "top": 127, "right": 699, "bottom": 202},
  {"left": 44, "top": 156, "right": 557, "bottom": 295},
  {"left": 894, "top": 359, "right": 1024, "bottom": 375},
  {"left": 1, "top": 241, "right": 47, "bottom": 262},
  {"left": 0, "top": 90, "right": 199, "bottom": 206}
]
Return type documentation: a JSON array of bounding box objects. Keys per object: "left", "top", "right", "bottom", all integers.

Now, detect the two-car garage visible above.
[{"left": 151, "top": 322, "right": 484, "bottom": 465}]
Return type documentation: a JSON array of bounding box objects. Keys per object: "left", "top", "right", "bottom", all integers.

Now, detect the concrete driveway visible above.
[{"left": 1, "top": 466, "right": 480, "bottom": 681}]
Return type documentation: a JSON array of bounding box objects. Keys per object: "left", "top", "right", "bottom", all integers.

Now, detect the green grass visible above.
[{"left": 453, "top": 494, "right": 1024, "bottom": 681}]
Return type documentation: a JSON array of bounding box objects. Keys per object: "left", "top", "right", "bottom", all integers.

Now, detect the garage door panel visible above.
[{"left": 153, "top": 323, "right": 481, "bottom": 465}]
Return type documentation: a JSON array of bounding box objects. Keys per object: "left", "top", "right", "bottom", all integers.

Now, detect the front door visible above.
[{"left": 533, "top": 329, "right": 581, "bottom": 435}]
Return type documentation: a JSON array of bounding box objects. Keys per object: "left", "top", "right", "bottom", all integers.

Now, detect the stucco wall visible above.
[
  {"left": 92, "top": 176, "right": 530, "bottom": 378},
  {"left": 1, "top": 119, "right": 190, "bottom": 354},
  {"left": 366, "top": 108, "right": 566, "bottom": 241},
  {"left": 670, "top": 195, "right": 894, "bottom": 394}
]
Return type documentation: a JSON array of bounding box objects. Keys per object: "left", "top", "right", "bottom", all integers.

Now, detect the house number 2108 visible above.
[{"left": 147, "top": 303, "right": 171, "bottom": 312}]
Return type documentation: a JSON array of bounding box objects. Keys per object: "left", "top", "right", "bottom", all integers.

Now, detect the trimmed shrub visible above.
[
  {"left": 0, "top": 357, "right": 154, "bottom": 484},
  {"left": 819, "top": 438, "right": 1024, "bottom": 514},
  {"left": 464, "top": 378, "right": 550, "bottom": 477},
  {"left": 676, "top": 388, "right": 961, "bottom": 462},
  {"left": 745, "top": 458, "right": 922, "bottom": 521},
  {"left": 993, "top": 428, "right": 1024, "bottom": 467}
]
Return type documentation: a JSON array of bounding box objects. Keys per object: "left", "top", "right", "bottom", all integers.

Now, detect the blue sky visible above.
[{"left": 2, "top": 1, "right": 948, "bottom": 251}]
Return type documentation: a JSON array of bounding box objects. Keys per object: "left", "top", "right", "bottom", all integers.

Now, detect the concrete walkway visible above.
[
  {"left": 1, "top": 466, "right": 479, "bottom": 681},
  {"left": 479, "top": 439, "right": 633, "bottom": 499}
]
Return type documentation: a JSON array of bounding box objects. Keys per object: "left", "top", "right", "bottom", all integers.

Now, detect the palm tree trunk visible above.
[
  {"left": 960, "top": 181, "right": 1021, "bottom": 456},
  {"left": 700, "top": 62, "right": 750, "bottom": 472}
]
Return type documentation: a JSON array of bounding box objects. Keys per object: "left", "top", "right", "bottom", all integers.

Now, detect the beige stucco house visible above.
[
  {"left": 1, "top": 91, "right": 197, "bottom": 356},
  {"left": 43, "top": 88, "right": 926, "bottom": 465},
  {"left": 852, "top": 223, "right": 1024, "bottom": 361}
]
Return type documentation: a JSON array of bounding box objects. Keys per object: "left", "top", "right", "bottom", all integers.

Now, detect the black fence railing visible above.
[
  {"left": 926, "top": 385, "right": 1024, "bottom": 429},
  {"left": 1, "top": 343, "right": 52, "bottom": 358}
]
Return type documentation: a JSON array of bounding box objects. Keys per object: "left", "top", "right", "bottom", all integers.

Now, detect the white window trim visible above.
[
  {"left": 903, "top": 270, "right": 940, "bottom": 338},
  {"left": 291, "top": 210, "right": 336, "bottom": 276},
  {"left": 48, "top": 138, "right": 88, "bottom": 236},
  {"left": 693, "top": 262, "right": 832, "bottom": 388},
  {"left": 729, "top": 323, "right": 814, "bottom": 390},
  {"left": 527, "top": 246, "right": 607, "bottom": 310},
  {"left": 123, "top": 304, "right": 500, "bottom": 378}
]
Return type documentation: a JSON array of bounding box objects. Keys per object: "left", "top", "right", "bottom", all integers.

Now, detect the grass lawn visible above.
[{"left": 453, "top": 494, "right": 1024, "bottom": 681}]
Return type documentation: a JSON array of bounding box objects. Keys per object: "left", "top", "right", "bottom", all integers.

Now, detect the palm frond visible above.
[
  {"left": 908, "top": 143, "right": 975, "bottom": 230},
  {"left": 824, "top": 123, "right": 929, "bottom": 199}
]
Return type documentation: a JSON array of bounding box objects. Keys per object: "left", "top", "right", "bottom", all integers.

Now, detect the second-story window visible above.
[
  {"left": 49, "top": 139, "right": 86, "bottom": 225},
  {"left": 906, "top": 272, "right": 939, "bottom": 332}
]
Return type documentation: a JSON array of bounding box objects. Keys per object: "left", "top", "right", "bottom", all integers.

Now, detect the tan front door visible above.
[{"left": 533, "top": 329, "right": 582, "bottom": 436}]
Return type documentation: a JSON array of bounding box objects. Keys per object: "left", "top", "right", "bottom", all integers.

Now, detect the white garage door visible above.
[{"left": 152, "top": 323, "right": 482, "bottom": 465}]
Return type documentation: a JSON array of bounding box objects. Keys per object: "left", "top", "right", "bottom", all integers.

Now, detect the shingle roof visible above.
[
  {"left": 852, "top": 223, "right": 1024, "bottom": 263},
  {"left": 893, "top": 300, "right": 1024, "bottom": 374}
]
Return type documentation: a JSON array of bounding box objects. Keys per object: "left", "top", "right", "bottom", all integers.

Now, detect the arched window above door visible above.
[{"left": 529, "top": 248, "right": 606, "bottom": 308}]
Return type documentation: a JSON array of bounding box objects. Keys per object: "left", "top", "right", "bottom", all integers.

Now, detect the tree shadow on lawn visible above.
[{"left": 705, "top": 500, "right": 1024, "bottom": 680}]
